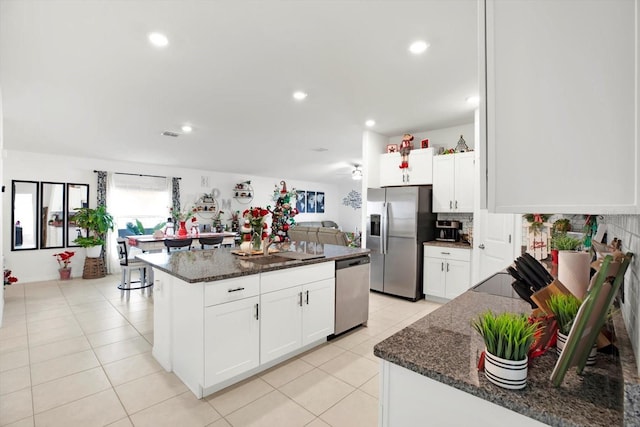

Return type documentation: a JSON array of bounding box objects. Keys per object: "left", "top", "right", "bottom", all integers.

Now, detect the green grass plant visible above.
[
  {"left": 472, "top": 311, "right": 538, "bottom": 361},
  {"left": 547, "top": 294, "right": 581, "bottom": 335},
  {"left": 553, "top": 234, "right": 582, "bottom": 251}
]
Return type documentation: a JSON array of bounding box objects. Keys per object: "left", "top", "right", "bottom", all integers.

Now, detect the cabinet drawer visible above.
[
  {"left": 261, "top": 261, "right": 334, "bottom": 294},
  {"left": 204, "top": 275, "right": 260, "bottom": 307},
  {"left": 424, "top": 246, "right": 471, "bottom": 262}
]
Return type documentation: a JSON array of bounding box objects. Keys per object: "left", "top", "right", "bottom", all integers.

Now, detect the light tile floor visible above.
[{"left": 1, "top": 276, "right": 441, "bottom": 427}]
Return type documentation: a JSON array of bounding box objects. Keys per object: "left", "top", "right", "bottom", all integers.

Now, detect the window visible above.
[{"left": 109, "top": 175, "right": 170, "bottom": 236}]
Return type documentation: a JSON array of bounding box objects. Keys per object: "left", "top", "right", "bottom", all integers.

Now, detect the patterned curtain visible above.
[
  {"left": 96, "top": 171, "right": 107, "bottom": 207},
  {"left": 95, "top": 170, "right": 108, "bottom": 270},
  {"left": 172, "top": 177, "right": 180, "bottom": 212}
]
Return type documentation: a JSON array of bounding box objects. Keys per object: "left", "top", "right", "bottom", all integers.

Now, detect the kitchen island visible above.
[
  {"left": 137, "top": 242, "right": 369, "bottom": 398},
  {"left": 374, "top": 274, "right": 638, "bottom": 426}
]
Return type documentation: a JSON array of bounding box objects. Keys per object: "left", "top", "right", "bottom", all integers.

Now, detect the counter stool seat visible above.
[
  {"left": 199, "top": 236, "right": 224, "bottom": 249},
  {"left": 117, "top": 239, "right": 152, "bottom": 297}
]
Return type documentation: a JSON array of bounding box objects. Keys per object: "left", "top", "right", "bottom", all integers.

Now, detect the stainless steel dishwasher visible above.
[{"left": 334, "top": 256, "right": 371, "bottom": 335}]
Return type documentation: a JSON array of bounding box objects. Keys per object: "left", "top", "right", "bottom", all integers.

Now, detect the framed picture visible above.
[
  {"left": 386, "top": 144, "right": 398, "bottom": 153},
  {"left": 421, "top": 139, "right": 429, "bottom": 149},
  {"left": 316, "top": 192, "right": 325, "bottom": 213},
  {"left": 296, "top": 190, "right": 306, "bottom": 213},
  {"left": 306, "top": 191, "right": 316, "bottom": 213}
]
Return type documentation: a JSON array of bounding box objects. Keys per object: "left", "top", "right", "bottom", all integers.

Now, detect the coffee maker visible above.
[{"left": 435, "top": 220, "right": 460, "bottom": 242}]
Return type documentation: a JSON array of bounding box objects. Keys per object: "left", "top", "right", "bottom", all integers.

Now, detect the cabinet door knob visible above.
[
  {"left": 441, "top": 262, "right": 444, "bottom": 271},
  {"left": 455, "top": 200, "right": 458, "bottom": 209},
  {"left": 449, "top": 201, "right": 453, "bottom": 209},
  {"left": 446, "top": 263, "right": 449, "bottom": 272},
  {"left": 299, "top": 291, "right": 303, "bottom": 307},
  {"left": 306, "top": 290, "right": 309, "bottom": 305},
  {"left": 479, "top": 244, "right": 485, "bottom": 249},
  {"left": 255, "top": 303, "right": 259, "bottom": 320}
]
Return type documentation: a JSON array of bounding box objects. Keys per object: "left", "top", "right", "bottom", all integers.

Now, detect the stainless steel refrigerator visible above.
[{"left": 366, "top": 186, "right": 436, "bottom": 300}]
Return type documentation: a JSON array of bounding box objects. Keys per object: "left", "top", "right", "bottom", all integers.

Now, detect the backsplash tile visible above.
[
  {"left": 603, "top": 214, "right": 640, "bottom": 375},
  {"left": 436, "top": 213, "right": 473, "bottom": 239}
]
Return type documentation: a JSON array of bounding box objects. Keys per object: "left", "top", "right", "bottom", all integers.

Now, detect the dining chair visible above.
[
  {"left": 117, "top": 238, "right": 153, "bottom": 298},
  {"left": 164, "top": 238, "right": 193, "bottom": 253},
  {"left": 199, "top": 236, "right": 224, "bottom": 249}
]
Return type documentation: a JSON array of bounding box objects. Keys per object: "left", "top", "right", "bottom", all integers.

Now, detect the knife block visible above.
[{"left": 531, "top": 279, "right": 572, "bottom": 315}]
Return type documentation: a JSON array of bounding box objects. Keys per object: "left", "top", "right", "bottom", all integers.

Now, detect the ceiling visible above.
[{"left": 0, "top": 0, "right": 479, "bottom": 184}]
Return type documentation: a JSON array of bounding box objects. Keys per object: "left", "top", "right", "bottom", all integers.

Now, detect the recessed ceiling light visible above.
[
  {"left": 466, "top": 96, "right": 480, "bottom": 106},
  {"left": 293, "top": 91, "right": 308, "bottom": 101},
  {"left": 148, "top": 32, "right": 169, "bottom": 47},
  {"left": 365, "top": 119, "right": 376, "bottom": 127},
  {"left": 181, "top": 125, "right": 193, "bottom": 133},
  {"left": 409, "top": 41, "right": 429, "bottom": 54}
]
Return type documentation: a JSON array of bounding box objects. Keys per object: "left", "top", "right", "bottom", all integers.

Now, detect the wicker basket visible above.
[{"left": 82, "top": 257, "right": 106, "bottom": 279}]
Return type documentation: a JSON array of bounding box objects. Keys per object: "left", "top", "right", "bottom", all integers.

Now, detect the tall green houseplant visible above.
[{"left": 73, "top": 205, "right": 115, "bottom": 248}]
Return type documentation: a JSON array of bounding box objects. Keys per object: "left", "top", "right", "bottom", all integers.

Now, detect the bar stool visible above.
[
  {"left": 117, "top": 239, "right": 152, "bottom": 297},
  {"left": 199, "top": 236, "right": 224, "bottom": 249},
  {"left": 164, "top": 238, "right": 193, "bottom": 253}
]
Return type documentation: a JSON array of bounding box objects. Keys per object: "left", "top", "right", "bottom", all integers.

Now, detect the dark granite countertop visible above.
[
  {"left": 136, "top": 241, "right": 369, "bottom": 283},
  {"left": 374, "top": 289, "right": 633, "bottom": 427},
  {"left": 424, "top": 240, "right": 472, "bottom": 249}
]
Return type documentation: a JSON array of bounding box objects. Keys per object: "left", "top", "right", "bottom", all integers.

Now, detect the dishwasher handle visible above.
[{"left": 335, "top": 256, "right": 370, "bottom": 270}]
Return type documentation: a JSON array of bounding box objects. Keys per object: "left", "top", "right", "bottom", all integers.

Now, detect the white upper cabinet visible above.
[
  {"left": 481, "top": 0, "right": 640, "bottom": 214},
  {"left": 379, "top": 148, "right": 434, "bottom": 187},
  {"left": 433, "top": 152, "right": 474, "bottom": 213}
]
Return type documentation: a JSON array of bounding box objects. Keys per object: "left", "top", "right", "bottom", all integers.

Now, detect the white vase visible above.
[
  {"left": 484, "top": 350, "right": 528, "bottom": 390},
  {"left": 556, "top": 331, "right": 597, "bottom": 366},
  {"left": 85, "top": 246, "right": 102, "bottom": 258}
]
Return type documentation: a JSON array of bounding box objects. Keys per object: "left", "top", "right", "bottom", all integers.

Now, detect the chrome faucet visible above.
[{"left": 262, "top": 236, "right": 275, "bottom": 255}]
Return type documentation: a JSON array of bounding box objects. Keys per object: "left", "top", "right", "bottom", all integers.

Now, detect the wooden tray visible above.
[{"left": 231, "top": 249, "right": 279, "bottom": 256}]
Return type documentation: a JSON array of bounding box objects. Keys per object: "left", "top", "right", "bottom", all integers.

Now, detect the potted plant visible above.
[
  {"left": 472, "top": 311, "right": 538, "bottom": 390},
  {"left": 547, "top": 294, "right": 597, "bottom": 365},
  {"left": 53, "top": 251, "right": 75, "bottom": 280},
  {"left": 73, "top": 205, "right": 115, "bottom": 258},
  {"left": 126, "top": 219, "right": 167, "bottom": 236}
]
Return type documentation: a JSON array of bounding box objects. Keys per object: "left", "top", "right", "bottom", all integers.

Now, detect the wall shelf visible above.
[{"left": 233, "top": 181, "right": 254, "bottom": 204}]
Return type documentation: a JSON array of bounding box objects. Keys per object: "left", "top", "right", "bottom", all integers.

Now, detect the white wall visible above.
[
  {"left": 336, "top": 181, "right": 363, "bottom": 234},
  {"left": 3, "top": 150, "right": 342, "bottom": 283},
  {"left": 604, "top": 214, "right": 640, "bottom": 374},
  {"left": 0, "top": 90, "right": 4, "bottom": 325}
]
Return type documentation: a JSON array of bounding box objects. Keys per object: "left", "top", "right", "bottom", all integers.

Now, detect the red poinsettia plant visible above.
[
  {"left": 4, "top": 269, "right": 18, "bottom": 285},
  {"left": 242, "top": 207, "right": 270, "bottom": 238},
  {"left": 53, "top": 251, "right": 75, "bottom": 269}
]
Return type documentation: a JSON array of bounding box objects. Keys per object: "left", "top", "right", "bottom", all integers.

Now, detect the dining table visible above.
[{"left": 127, "top": 231, "right": 238, "bottom": 252}]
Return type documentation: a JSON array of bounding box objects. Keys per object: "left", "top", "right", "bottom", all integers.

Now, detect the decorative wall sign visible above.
[
  {"left": 316, "top": 192, "right": 325, "bottom": 213},
  {"left": 306, "top": 191, "right": 316, "bottom": 213},
  {"left": 342, "top": 190, "right": 362, "bottom": 210},
  {"left": 296, "top": 190, "right": 306, "bottom": 213}
]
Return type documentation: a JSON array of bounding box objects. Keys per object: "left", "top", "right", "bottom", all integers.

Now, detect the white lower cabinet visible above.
[
  {"left": 261, "top": 277, "right": 335, "bottom": 364},
  {"left": 423, "top": 247, "right": 471, "bottom": 300},
  {"left": 204, "top": 296, "right": 260, "bottom": 387},
  {"left": 302, "top": 279, "right": 335, "bottom": 346},
  {"left": 157, "top": 261, "right": 336, "bottom": 398},
  {"left": 260, "top": 286, "right": 303, "bottom": 364}
]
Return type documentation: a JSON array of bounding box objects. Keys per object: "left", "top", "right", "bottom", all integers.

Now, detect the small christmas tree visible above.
[{"left": 268, "top": 181, "right": 298, "bottom": 242}]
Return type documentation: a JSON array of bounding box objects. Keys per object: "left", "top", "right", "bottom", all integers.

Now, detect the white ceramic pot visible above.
[
  {"left": 556, "top": 331, "right": 597, "bottom": 366},
  {"left": 85, "top": 245, "right": 102, "bottom": 258},
  {"left": 484, "top": 350, "right": 528, "bottom": 390}
]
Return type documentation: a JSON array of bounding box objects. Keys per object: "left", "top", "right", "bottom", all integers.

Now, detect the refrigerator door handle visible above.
[{"left": 382, "top": 202, "right": 389, "bottom": 254}]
